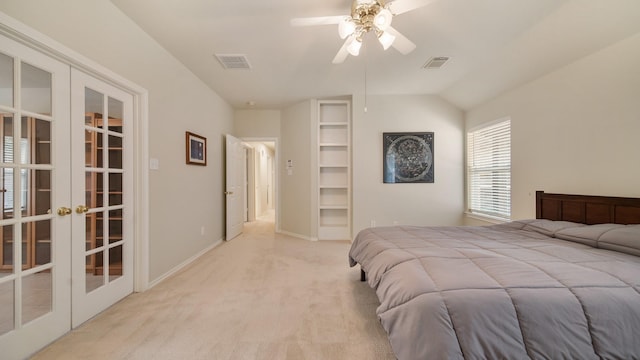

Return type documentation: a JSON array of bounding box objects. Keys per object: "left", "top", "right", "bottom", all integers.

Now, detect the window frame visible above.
[{"left": 466, "top": 117, "right": 511, "bottom": 221}]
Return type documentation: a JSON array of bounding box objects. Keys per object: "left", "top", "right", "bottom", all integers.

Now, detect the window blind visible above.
[
  {"left": 3, "top": 136, "right": 29, "bottom": 211},
  {"left": 3, "top": 136, "right": 14, "bottom": 210},
  {"left": 467, "top": 119, "right": 511, "bottom": 219}
]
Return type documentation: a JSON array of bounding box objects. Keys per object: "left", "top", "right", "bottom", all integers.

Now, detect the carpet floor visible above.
[{"left": 32, "top": 213, "right": 395, "bottom": 359}]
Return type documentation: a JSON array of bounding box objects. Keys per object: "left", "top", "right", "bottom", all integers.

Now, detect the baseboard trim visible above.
[
  {"left": 147, "top": 238, "right": 223, "bottom": 289},
  {"left": 277, "top": 230, "right": 318, "bottom": 242}
]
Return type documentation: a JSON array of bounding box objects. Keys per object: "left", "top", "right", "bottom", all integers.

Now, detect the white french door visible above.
[
  {"left": 0, "top": 33, "right": 135, "bottom": 358},
  {"left": 70, "top": 69, "right": 134, "bottom": 327},
  {"left": 0, "top": 33, "right": 72, "bottom": 360}
]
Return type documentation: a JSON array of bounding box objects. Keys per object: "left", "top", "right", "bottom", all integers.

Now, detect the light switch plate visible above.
[{"left": 150, "top": 158, "right": 159, "bottom": 170}]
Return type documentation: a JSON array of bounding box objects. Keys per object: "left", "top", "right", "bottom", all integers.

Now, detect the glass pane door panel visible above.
[
  {"left": 20, "top": 222, "right": 31, "bottom": 268},
  {"left": 1, "top": 225, "right": 14, "bottom": 273},
  {"left": 86, "top": 251, "right": 104, "bottom": 293},
  {"left": 33, "top": 220, "right": 51, "bottom": 266},
  {"left": 31, "top": 170, "right": 51, "bottom": 216},
  {"left": 108, "top": 245, "right": 123, "bottom": 281},
  {"left": 108, "top": 209, "right": 122, "bottom": 245},
  {"left": 108, "top": 97, "right": 123, "bottom": 133},
  {"left": 2, "top": 113, "right": 13, "bottom": 162},
  {"left": 96, "top": 213, "right": 104, "bottom": 248},
  {"left": 85, "top": 172, "right": 102, "bottom": 208},
  {"left": 18, "top": 117, "right": 30, "bottom": 165},
  {"left": 0, "top": 53, "right": 13, "bottom": 107},
  {"left": 108, "top": 193, "right": 122, "bottom": 207},
  {"left": 1, "top": 168, "right": 14, "bottom": 216},
  {"left": 108, "top": 150, "right": 122, "bottom": 170},
  {"left": 0, "top": 280, "right": 14, "bottom": 335},
  {"left": 20, "top": 62, "right": 51, "bottom": 116},
  {"left": 108, "top": 135, "right": 122, "bottom": 169},
  {"left": 107, "top": 171, "right": 122, "bottom": 207},
  {"left": 1, "top": 114, "right": 16, "bottom": 227},
  {"left": 84, "top": 213, "right": 97, "bottom": 251},
  {"left": 84, "top": 130, "right": 99, "bottom": 168},
  {"left": 33, "top": 118, "right": 51, "bottom": 165},
  {"left": 22, "top": 270, "right": 52, "bottom": 325},
  {"left": 84, "top": 88, "right": 103, "bottom": 126},
  {"left": 109, "top": 172, "right": 122, "bottom": 195}
]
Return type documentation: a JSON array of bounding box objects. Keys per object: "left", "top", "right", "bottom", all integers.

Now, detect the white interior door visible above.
[
  {"left": 0, "top": 35, "right": 72, "bottom": 360},
  {"left": 225, "top": 134, "right": 244, "bottom": 240},
  {"left": 70, "top": 69, "right": 134, "bottom": 327}
]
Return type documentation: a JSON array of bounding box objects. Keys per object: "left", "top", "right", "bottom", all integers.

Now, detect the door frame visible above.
[
  {"left": 0, "top": 12, "right": 150, "bottom": 291},
  {"left": 241, "top": 137, "right": 278, "bottom": 229},
  {"left": 244, "top": 145, "right": 255, "bottom": 223}
]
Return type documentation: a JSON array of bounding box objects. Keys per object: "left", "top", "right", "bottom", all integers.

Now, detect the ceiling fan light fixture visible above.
[
  {"left": 378, "top": 31, "right": 395, "bottom": 50},
  {"left": 338, "top": 17, "right": 356, "bottom": 39},
  {"left": 374, "top": 8, "right": 393, "bottom": 31},
  {"left": 347, "top": 37, "right": 362, "bottom": 56},
  {"left": 291, "top": 0, "right": 427, "bottom": 64}
]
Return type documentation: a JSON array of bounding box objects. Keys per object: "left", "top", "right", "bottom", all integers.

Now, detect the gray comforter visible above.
[{"left": 348, "top": 220, "right": 640, "bottom": 360}]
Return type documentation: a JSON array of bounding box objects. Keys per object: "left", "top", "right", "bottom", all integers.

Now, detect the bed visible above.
[{"left": 349, "top": 191, "right": 640, "bottom": 360}]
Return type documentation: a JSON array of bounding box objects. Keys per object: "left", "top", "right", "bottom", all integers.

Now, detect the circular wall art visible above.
[{"left": 383, "top": 132, "right": 434, "bottom": 183}]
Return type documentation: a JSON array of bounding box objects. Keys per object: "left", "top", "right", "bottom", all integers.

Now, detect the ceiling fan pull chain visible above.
[{"left": 364, "top": 45, "right": 368, "bottom": 113}]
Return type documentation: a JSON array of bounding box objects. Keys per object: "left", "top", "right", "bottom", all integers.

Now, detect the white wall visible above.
[
  {"left": 0, "top": 1, "right": 234, "bottom": 283},
  {"left": 352, "top": 94, "right": 465, "bottom": 236},
  {"left": 466, "top": 32, "right": 640, "bottom": 221},
  {"left": 279, "top": 100, "right": 314, "bottom": 239},
  {"left": 234, "top": 109, "right": 281, "bottom": 138}
]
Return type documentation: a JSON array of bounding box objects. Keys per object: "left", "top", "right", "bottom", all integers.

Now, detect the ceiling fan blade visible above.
[
  {"left": 387, "top": 0, "right": 435, "bottom": 15},
  {"left": 386, "top": 26, "right": 416, "bottom": 55},
  {"left": 332, "top": 36, "right": 352, "bottom": 64},
  {"left": 290, "top": 15, "right": 347, "bottom": 27}
]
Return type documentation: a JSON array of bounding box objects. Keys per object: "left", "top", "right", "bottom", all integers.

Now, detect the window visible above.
[
  {"left": 3, "top": 135, "right": 29, "bottom": 212},
  {"left": 467, "top": 118, "right": 511, "bottom": 220}
]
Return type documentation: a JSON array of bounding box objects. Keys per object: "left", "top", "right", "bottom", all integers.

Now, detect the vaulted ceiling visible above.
[{"left": 111, "top": 0, "right": 640, "bottom": 110}]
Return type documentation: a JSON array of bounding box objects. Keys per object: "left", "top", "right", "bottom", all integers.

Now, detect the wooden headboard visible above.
[{"left": 536, "top": 191, "right": 640, "bottom": 225}]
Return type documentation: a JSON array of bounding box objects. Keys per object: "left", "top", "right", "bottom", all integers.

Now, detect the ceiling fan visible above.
[{"left": 291, "top": 0, "right": 434, "bottom": 64}]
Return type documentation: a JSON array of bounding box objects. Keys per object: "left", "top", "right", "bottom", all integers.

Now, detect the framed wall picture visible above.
[
  {"left": 186, "top": 131, "right": 207, "bottom": 166},
  {"left": 383, "top": 132, "right": 434, "bottom": 183}
]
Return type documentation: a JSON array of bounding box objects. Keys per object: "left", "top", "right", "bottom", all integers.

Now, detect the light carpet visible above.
[{"left": 33, "top": 214, "right": 395, "bottom": 359}]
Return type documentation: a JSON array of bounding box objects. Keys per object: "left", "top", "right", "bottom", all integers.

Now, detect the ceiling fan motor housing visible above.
[{"left": 351, "top": 0, "right": 389, "bottom": 39}]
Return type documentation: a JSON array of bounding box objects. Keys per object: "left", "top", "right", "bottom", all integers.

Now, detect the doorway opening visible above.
[{"left": 243, "top": 140, "right": 276, "bottom": 228}]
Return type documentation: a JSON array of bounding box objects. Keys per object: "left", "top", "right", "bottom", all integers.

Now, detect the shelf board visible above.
[
  {"left": 319, "top": 122, "right": 348, "bottom": 126},
  {"left": 319, "top": 143, "right": 348, "bottom": 147},
  {"left": 319, "top": 205, "right": 348, "bottom": 210}
]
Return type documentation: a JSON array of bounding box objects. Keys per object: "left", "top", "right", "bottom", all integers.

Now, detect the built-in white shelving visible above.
[{"left": 317, "top": 100, "right": 351, "bottom": 240}]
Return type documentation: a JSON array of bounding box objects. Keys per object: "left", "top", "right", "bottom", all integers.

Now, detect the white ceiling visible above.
[{"left": 110, "top": 0, "right": 640, "bottom": 110}]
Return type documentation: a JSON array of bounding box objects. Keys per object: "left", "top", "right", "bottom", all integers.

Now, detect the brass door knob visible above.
[
  {"left": 57, "top": 207, "right": 72, "bottom": 216},
  {"left": 76, "top": 205, "right": 90, "bottom": 214}
]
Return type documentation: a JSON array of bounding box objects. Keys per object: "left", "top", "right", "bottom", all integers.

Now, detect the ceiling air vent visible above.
[
  {"left": 423, "top": 56, "right": 450, "bottom": 69},
  {"left": 215, "top": 54, "right": 252, "bottom": 69}
]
